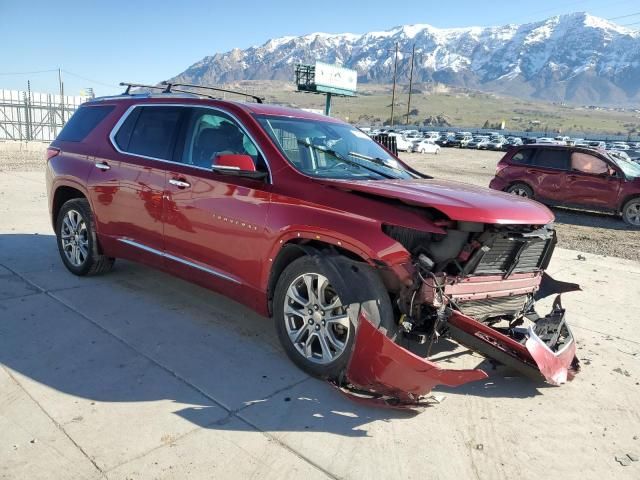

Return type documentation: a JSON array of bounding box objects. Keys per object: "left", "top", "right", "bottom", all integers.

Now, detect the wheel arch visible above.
[
  {"left": 51, "top": 184, "right": 88, "bottom": 229},
  {"left": 265, "top": 239, "right": 371, "bottom": 317}
]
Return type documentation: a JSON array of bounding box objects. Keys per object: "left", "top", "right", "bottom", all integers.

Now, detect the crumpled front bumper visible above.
[
  {"left": 340, "top": 296, "right": 579, "bottom": 407},
  {"left": 340, "top": 315, "right": 488, "bottom": 405}
]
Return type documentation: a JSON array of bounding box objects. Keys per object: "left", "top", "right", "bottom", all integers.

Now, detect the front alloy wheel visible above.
[
  {"left": 622, "top": 198, "right": 640, "bottom": 227},
  {"left": 273, "top": 255, "right": 396, "bottom": 379},
  {"left": 284, "top": 273, "right": 350, "bottom": 364}
]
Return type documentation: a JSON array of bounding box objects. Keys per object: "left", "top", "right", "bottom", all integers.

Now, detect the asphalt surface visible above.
[{"left": 1, "top": 168, "right": 640, "bottom": 479}]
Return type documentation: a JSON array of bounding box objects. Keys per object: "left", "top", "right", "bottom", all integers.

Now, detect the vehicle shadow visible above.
[
  {"left": 551, "top": 207, "right": 630, "bottom": 230},
  {"left": 0, "top": 233, "right": 543, "bottom": 439}
]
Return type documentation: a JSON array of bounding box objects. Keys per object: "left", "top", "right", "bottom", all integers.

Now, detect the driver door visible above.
[
  {"left": 564, "top": 151, "right": 621, "bottom": 209},
  {"left": 162, "top": 107, "right": 272, "bottom": 290}
]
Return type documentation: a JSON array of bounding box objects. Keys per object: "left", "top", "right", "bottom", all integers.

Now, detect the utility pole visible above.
[
  {"left": 390, "top": 42, "right": 398, "bottom": 127},
  {"left": 406, "top": 44, "right": 415, "bottom": 125},
  {"left": 58, "top": 68, "right": 65, "bottom": 125}
]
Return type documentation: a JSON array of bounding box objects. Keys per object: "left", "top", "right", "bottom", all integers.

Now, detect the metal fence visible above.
[{"left": 0, "top": 89, "right": 90, "bottom": 142}]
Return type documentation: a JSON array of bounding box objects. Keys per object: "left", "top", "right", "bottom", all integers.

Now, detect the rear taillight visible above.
[
  {"left": 46, "top": 147, "right": 60, "bottom": 161},
  {"left": 495, "top": 162, "right": 507, "bottom": 175}
]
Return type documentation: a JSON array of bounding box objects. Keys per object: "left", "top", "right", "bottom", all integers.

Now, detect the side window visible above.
[
  {"left": 571, "top": 152, "right": 608, "bottom": 174},
  {"left": 181, "top": 109, "right": 264, "bottom": 171},
  {"left": 532, "top": 149, "right": 570, "bottom": 170},
  {"left": 115, "top": 106, "right": 182, "bottom": 160},
  {"left": 57, "top": 105, "right": 114, "bottom": 142},
  {"left": 510, "top": 149, "right": 534, "bottom": 165}
]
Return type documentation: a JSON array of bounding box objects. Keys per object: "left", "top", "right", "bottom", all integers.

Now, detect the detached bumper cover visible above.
[
  {"left": 342, "top": 314, "right": 488, "bottom": 405},
  {"left": 340, "top": 297, "right": 578, "bottom": 407}
]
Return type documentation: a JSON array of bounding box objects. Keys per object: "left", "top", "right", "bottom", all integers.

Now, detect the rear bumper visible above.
[{"left": 488, "top": 176, "right": 508, "bottom": 191}]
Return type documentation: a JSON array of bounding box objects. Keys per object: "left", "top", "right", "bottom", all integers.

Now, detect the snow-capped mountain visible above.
[{"left": 167, "top": 12, "right": 640, "bottom": 105}]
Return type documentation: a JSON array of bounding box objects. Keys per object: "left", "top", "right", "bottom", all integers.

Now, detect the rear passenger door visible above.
[
  {"left": 107, "top": 105, "right": 184, "bottom": 259},
  {"left": 527, "top": 149, "right": 571, "bottom": 202}
]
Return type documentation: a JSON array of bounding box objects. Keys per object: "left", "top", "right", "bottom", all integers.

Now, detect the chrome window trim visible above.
[
  {"left": 118, "top": 238, "right": 241, "bottom": 284},
  {"left": 108, "top": 103, "right": 272, "bottom": 183}
]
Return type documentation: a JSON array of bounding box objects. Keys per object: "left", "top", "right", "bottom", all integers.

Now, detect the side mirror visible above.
[{"left": 213, "top": 154, "right": 256, "bottom": 172}]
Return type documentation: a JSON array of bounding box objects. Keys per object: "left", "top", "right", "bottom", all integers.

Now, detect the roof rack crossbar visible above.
[
  {"left": 161, "top": 81, "right": 264, "bottom": 103},
  {"left": 119, "top": 82, "right": 168, "bottom": 95}
]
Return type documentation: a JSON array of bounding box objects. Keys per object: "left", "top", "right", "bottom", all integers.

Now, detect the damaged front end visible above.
[{"left": 340, "top": 221, "right": 580, "bottom": 406}]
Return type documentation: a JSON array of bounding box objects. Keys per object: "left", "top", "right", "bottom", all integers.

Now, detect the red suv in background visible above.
[
  {"left": 490, "top": 144, "right": 640, "bottom": 226},
  {"left": 45, "top": 85, "right": 580, "bottom": 404}
]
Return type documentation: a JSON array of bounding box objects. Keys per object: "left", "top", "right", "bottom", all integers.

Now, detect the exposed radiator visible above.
[
  {"left": 458, "top": 295, "right": 528, "bottom": 321},
  {"left": 473, "top": 235, "right": 550, "bottom": 275}
]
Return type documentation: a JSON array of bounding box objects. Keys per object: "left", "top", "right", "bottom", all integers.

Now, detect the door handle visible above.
[
  {"left": 95, "top": 161, "right": 110, "bottom": 171},
  {"left": 169, "top": 178, "right": 191, "bottom": 189}
]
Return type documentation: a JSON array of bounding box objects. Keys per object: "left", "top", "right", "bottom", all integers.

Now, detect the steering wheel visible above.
[{"left": 327, "top": 161, "right": 350, "bottom": 171}]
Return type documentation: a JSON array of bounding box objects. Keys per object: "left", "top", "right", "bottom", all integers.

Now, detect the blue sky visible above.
[{"left": 1, "top": 0, "right": 638, "bottom": 96}]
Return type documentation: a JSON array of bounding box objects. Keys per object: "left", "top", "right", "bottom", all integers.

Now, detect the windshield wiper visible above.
[
  {"left": 297, "top": 140, "right": 394, "bottom": 179},
  {"left": 348, "top": 151, "right": 418, "bottom": 178}
]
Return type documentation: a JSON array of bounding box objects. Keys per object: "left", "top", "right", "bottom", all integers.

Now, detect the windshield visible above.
[
  {"left": 610, "top": 153, "right": 640, "bottom": 178},
  {"left": 257, "top": 116, "right": 416, "bottom": 180}
]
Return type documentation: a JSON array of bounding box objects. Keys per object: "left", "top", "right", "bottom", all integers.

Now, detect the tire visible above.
[
  {"left": 55, "top": 198, "right": 115, "bottom": 276},
  {"left": 435, "top": 148, "right": 439, "bottom": 155},
  {"left": 506, "top": 183, "right": 534, "bottom": 199},
  {"left": 273, "top": 255, "right": 396, "bottom": 380},
  {"left": 622, "top": 198, "right": 640, "bottom": 227}
]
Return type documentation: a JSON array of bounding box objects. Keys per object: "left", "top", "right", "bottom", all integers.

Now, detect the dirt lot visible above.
[{"left": 2, "top": 141, "right": 637, "bottom": 261}]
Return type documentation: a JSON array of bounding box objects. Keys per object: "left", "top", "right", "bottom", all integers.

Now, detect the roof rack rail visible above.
[{"left": 160, "top": 81, "right": 264, "bottom": 104}]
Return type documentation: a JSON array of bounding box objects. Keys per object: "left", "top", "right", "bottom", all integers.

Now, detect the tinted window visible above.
[
  {"left": 510, "top": 149, "right": 534, "bottom": 165},
  {"left": 113, "top": 107, "right": 141, "bottom": 151},
  {"left": 57, "top": 105, "right": 114, "bottom": 142},
  {"left": 532, "top": 149, "right": 570, "bottom": 170},
  {"left": 118, "top": 106, "right": 182, "bottom": 160}
]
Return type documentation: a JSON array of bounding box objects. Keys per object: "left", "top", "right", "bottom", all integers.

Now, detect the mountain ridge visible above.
[{"left": 167, "top": 12, "right": 640, "bottom": 106}]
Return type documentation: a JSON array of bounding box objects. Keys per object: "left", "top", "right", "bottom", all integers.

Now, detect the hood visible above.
[{"left": 320, "top": 178, "right": 554, "bottom": 225}]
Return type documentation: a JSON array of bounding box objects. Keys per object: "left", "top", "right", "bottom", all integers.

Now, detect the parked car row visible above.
[{"left": 367, "top": 128, "right": 640, "bottom": 156}]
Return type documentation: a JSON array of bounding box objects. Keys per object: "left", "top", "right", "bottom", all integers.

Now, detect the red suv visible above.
[
  {"left": 489, "top": 144, "right": 640, "bottom": 226},
  {"left": 46, "top": 85, "right": 579, "bottom": 404}
]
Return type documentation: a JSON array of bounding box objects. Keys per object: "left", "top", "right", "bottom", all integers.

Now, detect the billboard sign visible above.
[{"left": 314, "top": 62, "right": 357, "bottom": 94}]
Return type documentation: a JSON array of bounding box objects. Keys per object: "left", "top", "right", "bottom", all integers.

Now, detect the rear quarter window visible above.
[
  {"left": 56, "top": 105, "right": 115, "bottom": 142},
  {"left": 113, "top": 106, "right": 183, "bottom": 160},
  {"left": 510, "top": 149, "right": 534, "bottom": 165}
]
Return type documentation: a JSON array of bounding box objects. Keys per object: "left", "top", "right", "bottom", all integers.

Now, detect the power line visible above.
[
  {"left": 61, "top": 70, "right": 120, "bottom": 89},
  {"left": 608, "top": 12, "right": 640, "bottom": 20},
  {"left": 621, "top": 20, "right": 640, "bottom": 26},
  {"left": 0, "top": 69, "right": 58, "bottom": 76}
]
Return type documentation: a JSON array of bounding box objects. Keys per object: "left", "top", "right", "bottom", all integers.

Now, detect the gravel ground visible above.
[
  {"left": 400, "top": 149, "right": 639, "bottom": 262},
  {"left": 0, "top": 141, "right": 637, "bottom": 261}
]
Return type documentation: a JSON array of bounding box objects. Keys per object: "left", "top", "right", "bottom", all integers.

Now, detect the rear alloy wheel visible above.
[
  {"left": 506, "top": 183, "right": 533, "bottom": 198},
  {"left": 273, "top": 255, "right": 395, "bottom": 379},
  {"left": 56, "top": 198, "right": 115, "bottom": 276},
  {"left": 622, "top": 198, "right": 640, "bottom": 227}
]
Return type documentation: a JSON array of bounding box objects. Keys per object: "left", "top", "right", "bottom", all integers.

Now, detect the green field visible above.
[{"left": 221, "top": 80, "right": 640, "bottom": 137}]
